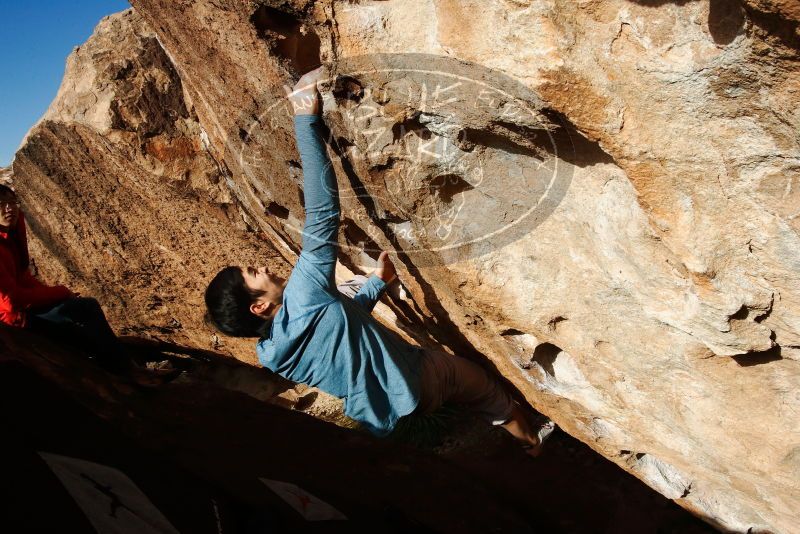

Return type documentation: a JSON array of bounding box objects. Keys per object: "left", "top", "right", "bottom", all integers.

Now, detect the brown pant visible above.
[{"left": 416, "top": 350, "right": 515, "bottom": 425}]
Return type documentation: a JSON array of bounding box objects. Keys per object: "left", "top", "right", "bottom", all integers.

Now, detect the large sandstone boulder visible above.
[
  {"left": 11, "top": 10, "right": 283, "bottom": 364},
  {"left": 9, "top": 1, "right": 800, "bottom": 532}
]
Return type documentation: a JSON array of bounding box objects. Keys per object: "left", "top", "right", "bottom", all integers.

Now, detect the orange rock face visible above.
[
  {"left": 12, "top": 10, "right": 290, "bottom": 365},
  {"left": 8, "top": 2, "right": 800, "bottom": 532}
]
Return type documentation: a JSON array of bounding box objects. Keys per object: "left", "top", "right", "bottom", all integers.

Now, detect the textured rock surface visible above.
[
  {"left": 8, "top": 1, "right": 800, "bottom": 532},
  {"left": 12, "top": 11, "right": 278, "bottom": 365}
]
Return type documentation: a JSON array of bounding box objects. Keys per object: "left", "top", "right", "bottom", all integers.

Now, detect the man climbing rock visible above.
[
  {"left": 205, "top": 67, "right": 555, "bottom": 455},
  {"left": 0, "top": 184, "right": 175, "bottom": 386}
]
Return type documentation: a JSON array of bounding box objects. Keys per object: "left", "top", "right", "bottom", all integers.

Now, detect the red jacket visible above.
[{"left": 0, "top": 213, "right": 72, "bottom": 327}]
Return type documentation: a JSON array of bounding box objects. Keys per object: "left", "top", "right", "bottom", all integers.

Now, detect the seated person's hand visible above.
[
  {"left": 283, "top": 66, "right": 325, "bottom": 115},
  {"left": 375, "top": 251, "right": 397, "bottom": 285}
]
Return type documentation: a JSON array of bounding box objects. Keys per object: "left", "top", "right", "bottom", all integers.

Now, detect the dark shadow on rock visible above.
[
  {"left": 250, "top": 4, "right": 321, "bottom": 77},
  {"left": 530, "top": 342, "right": 561, "bottom": 377},
  {"left": 627, "top": 0, "right": 799, "bottom": 51},
  {"left": 0, "top": 358, "right": 519, "bottom": 532},
  {"left": 544, "top": 111, "right": 617, "bottom": 169},
  {"left": 119, "top": 335, "right": 300, "bottom": 405},
  {"left": 732, "top": 345, "right": 783, "bottom": 367},
  {"left": 462, "top": 110, "right": 615, "bottom": 170},
  {"left": 709, "top": 0, "right": 746, "bottom": 45},
  {"left": 627, "top": 0, "right": 744, "bottom": 45},
  {"left": 120, "top": 335, "right": 237, "bottom": 363},
  {"left": 341, "top": 217, "right": 382, "bottom": 257},
  {"left": 462, "top": 126, "right": 549, "bottom": 159}
]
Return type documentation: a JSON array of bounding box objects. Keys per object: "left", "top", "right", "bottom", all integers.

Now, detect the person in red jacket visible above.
[
  {"left": 0, "top": 187, "right": 73, "bottom": 326},
  {"left": 0, "top": 184, "right": 173, "bottom": 382}
]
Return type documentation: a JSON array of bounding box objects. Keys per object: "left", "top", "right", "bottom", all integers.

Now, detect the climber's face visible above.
[
  {"left": 0, "top": 192, "right": 20, "bottom": 231},
  {"left": 241, "top": 266, "right": 285, "bottom": 318}
]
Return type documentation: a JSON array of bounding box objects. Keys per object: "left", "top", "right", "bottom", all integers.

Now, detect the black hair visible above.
[
  {"left": 0, "top": 184, "right": 16, "bottom": 197},
  {"left": 204, "top": 266, "right": 270, "bottom": 338}
]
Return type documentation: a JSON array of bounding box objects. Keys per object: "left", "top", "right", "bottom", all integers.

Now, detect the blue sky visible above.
[{"left": 0, "top": 0, "right": 131, "bottom": 167}]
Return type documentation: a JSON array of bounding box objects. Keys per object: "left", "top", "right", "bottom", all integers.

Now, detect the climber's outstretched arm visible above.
[{"left": 284, "top": 67, "right": 340, "bottom": 290}]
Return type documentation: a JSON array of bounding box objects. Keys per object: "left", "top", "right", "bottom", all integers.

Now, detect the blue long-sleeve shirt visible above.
[{"left": 256, "top": 114, "right": 423, "bottom": 436}]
